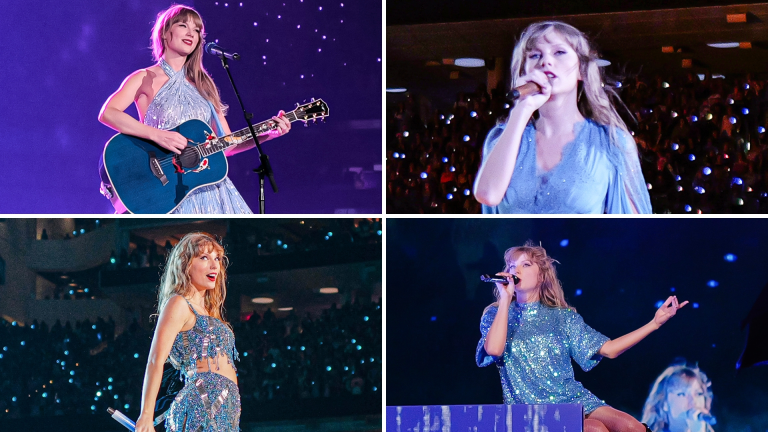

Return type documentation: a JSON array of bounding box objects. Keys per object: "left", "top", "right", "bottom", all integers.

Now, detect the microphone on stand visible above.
[
  {"left": 506, "top": 82, "right": 542, "bottom": 100},
  {"left": 204, "top": 42, "right": 240, "bottom": 60},
  {"left": 480, "top": 274, "right": 520, "bottom": 285}
]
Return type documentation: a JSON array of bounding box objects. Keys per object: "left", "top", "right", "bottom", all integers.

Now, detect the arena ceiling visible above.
[{"left": 387, "top": 3, "right": 768, "bottom": 102}]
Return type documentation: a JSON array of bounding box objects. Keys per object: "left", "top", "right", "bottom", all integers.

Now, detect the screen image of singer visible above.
[{"left": 387, "top": 1, "right": 768, "bottom": 214}]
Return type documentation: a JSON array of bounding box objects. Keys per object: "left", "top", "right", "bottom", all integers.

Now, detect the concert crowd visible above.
[
  {"left": 387, "top": 72, "right": 768, "bottom": 213},
  {"left": 0, "top": 299, "right": 381, "bottom": 419}
]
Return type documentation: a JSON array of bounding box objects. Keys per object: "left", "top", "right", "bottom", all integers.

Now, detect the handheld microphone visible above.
[
  {"left": 692, "top": 410, "right": 716, "bottom": 426},
  {"left": 480, "top": 274, "right": 520, "bottom": 285},
  {"left": 204, "top": 42, "right": 240, "bottom": 60},
  {"left": 506, "top": 82, "right": 542, "bottom": 100}
]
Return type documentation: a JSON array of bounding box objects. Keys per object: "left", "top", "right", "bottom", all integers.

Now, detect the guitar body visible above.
[{"left": 102, "top": 119, "right": 228, "bottom": 214}]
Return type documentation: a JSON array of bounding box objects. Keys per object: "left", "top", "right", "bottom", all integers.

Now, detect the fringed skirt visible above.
[{"left": 166, "top": 372, "right": 241, "bottom": 432}]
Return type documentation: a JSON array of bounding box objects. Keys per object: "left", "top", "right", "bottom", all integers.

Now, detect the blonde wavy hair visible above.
[
  {"left": 156, "top": 232, "right": 230, "bottom": 326},
  {"left": 510, "top": 21, "right": 631, "bottom": 149},
  {"left": 486, "top": 241, "right": 571, "bottom": 313},
  {"left": 151, "top": 5, "right": 228, "bottom": 115},
  {"left": 641, "top": 363, "right": 714, "bottom": 432}
]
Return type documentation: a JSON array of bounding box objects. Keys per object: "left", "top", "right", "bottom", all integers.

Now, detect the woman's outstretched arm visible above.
[
  {"left": 598, "top": 295, "right": 688, "bottom": 359},
  {"left": 134, "top": 296, "right": 191, "bottom": 432}
]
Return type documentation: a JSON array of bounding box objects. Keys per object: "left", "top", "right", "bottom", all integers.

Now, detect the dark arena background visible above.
[
  {"left": 387, "top": 0, "right": 768, "bottom": 213},
  {"left": 0, "top": 218, "right": 382, "bottom": 431},
  {"left": 1, "top": 0, "right": 381, "bottom": 214},
  {"left": 386, "top": 218, "right": 768, "bottom": 430}
]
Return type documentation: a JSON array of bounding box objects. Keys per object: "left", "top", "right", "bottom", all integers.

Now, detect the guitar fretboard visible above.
[{"left": 198, "top": 111, "right": 299, "bottom": 157}]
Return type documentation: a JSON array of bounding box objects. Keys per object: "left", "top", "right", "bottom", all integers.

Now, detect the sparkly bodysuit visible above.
[
  {"left": 145, "top": 60, "right": 252, "bottom": 214},
  {"left": 165, "top": 297, "right": 241, "bottom": 432},
  {"left": 480, "top": 119, "right": 652, "bottom": 214},
  {"left": 476, "top": 301, "right": 610, "bottom": 414}
]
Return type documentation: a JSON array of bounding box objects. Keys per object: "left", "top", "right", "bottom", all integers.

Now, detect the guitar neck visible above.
[{"left": 197, "top": 111, "right": 300, "bottom": 157}]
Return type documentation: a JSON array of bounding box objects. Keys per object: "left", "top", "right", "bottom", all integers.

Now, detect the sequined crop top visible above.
[{"left": 168, "top": 297, "right": 239, "bottom": 377}]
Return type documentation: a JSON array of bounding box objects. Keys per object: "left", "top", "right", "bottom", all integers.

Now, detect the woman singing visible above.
[
  {"left": 135, "top": 233, "right": 240, "bottom": 432},
  {"left": 476, "top": 242, "right": 687, "bottom": 432},
  {"left": 99, "top": 4, "right": 290, "bottom": 214},
  {"left": 473, "top": 21, "right": 651, "bottom": 214},
  {"left": 642, "top": 363, "right": 715, "bottom": 432}
]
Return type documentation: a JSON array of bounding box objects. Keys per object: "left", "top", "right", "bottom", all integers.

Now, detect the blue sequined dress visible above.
[
  {"left": 165, "top": 297, "right": 241, "bottom": 432},
  {"left": 476, "top": 301, "right": 610, "bottom": 414},
  {"left": 480, "top": 119, "right": 652, "bottom": 214}
]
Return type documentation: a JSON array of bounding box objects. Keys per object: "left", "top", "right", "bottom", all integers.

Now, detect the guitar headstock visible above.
[{"left": 291, "top": 98, "right": 329, "bottom": 124}]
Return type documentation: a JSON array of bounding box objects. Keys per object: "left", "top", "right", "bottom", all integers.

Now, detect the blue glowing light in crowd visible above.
[
  {"left": 271, "top": 363, "right": 277, "bottom": 368},
  {"left": 431, "top": 316, "right": 437, "bottom": 322},
  {"left": 326, "top": 366, "right": 332, "bottom": 371},
  {"left": 70, "top": 370, "right": 75, "bottom": 376},
  {"left": 377, "top": 230, "right": 382, "bottom": 235},
  {"left": 402, "top": 131, "right": 409, "bottom": 137},
  {"left": 283, "top": 244, "right": 288, "bottom": 249},
  {"left": 392, "top": 152, "right": 400, "bottom": 158},
  {"left": 84, "top": 288, "right": 89, "bottom": 293},
  {"left": 68, "top": 379, "right": 73, "bottom": 383},
  {"left": 463, "top": 135, "right": 471, "bottom": 142},
  {"left": 91, "top": 406, "right": 96, "bottom": 411},
  {"left": 707, "top": 280, "right": 719, "bottom": 288},
  {"left": 420, "top": 172, "right": 428, "bottom": 179},
  {"left": 301, "top": 346, "right": 305, "bottom": 351},
  {"left": 42, "top": 392, "right": 47, "bottom": 398},
  {"left": 742, "top": 108, "right": 749, "bottom": 115},
  {"left": 31, "top": 325, "right": 35, "bottom": 329},
  {"left": 108, "top": 385, "right": 113, "bottom": 390},
  {"left": 655, "top": 300, "right": 664, "bottom": 308},
  {"left": 364, "top": 316, "right": 370, "bottom": 321},
  {"left": 760, "top": 126, "right": 766, "bottom": 133},
  {"left": 356, "top": 345, "right": 362, "bottom": 350},
  {"left": 446, "top": 193, "right": 453, "bottom": 200},
  {"left": 685, "top": 205, "right": 692, "bottom": 212},
  {"left": 729, "top": 117, "right": 737, "bottom": 124},
  {"left": 464, "top": 189, "right": 471, "bottom": 196},
  {"left": 560, "top": 239, "right": 569, "bottom": 247},
  {"left": 703, "top": 167, "right": 711, "bottom": 175},
  {"left": 693, "top": 303, "right": 700, "bottom": 309},
  {"left": 133, "top": 353, "right": 139, "bottom": 359},
  {"left": 96, "top": 391, "right": 102, "bottom": 397},
  {"left": 20, "top": 341, "right": 25, "bottom": 346},
  {"left": 671, "top": 143, "right": 679, "bottom": 150},
  {"left": 92, "top": 325, "right": 96, "bottom": 330},
  {"left": 615, "top": 82, "right": 622, "bottom": 88},
  {"left": 108, "top": 377, "right": 113, "bottom": 382},
  {"left": 344, "top": 366, "right": 349, "bottom": 371},
  {"left": 12, "top": 397, "right": 17, "bottom": 402},
  {"left": 694, "top": 186, "right": 705, "bottom": 194},
  {"left": 691, "top": 115, "right": 698, "bottom": 122},
  {"left": 675, "top": 175, "right": 682, "bottom": 181},
  {"left": 69, "top": 290, "right": 74, "bottom": 295},
  {"left": 124, "top": 404, "right": 130, "bottom": 410},
  {"left": 575, "top": 289, "right": 582, "bottom": 296},
  {"left": 276, "top": 239, "right": 282, "bottom": 246},
  {"left": 670, "top": 287, "right": 676, "bottom": 292},
  {"left": 688, "top": 154, "right": 696, "bottom": 161},
  {"left": 449, "top": 166, "right": 456, "bottom": 172},
  {"left": 470, "top": 111, "right": 477, "bottom": 117},
  {"left": 442, "top": 157, "right": 448, "bottom": 163},
  {"left": 110, "top": 257, "right": 116, "bottom": 264},
  {"left": 724, "top": 253, "right": 737, "bottom": 262},
  {"left": 732, "top": 177, "right": 743, "bottom": 185}
]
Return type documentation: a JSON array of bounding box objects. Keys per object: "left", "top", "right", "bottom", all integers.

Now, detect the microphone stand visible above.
[{"left": 217, "top": 56, "right": 277, "bottom": 214}]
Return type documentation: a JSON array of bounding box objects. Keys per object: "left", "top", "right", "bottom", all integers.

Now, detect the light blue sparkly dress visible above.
[
  {"left": 480, "top": 119, "right": 652, "bottom": 214},
  {"left": 143, "top": 60, "right": 253, "bottom": 214},
  {"left": 165, "top": 297, "right": 241, "bottom": 432},
  {"left": 476, "top": 301, "right": 610, "bottom": 414}
]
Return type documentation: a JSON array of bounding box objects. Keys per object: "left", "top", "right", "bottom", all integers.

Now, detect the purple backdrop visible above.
[{"left": 0, "top": 0, "right": 381, "bottom": 214}]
